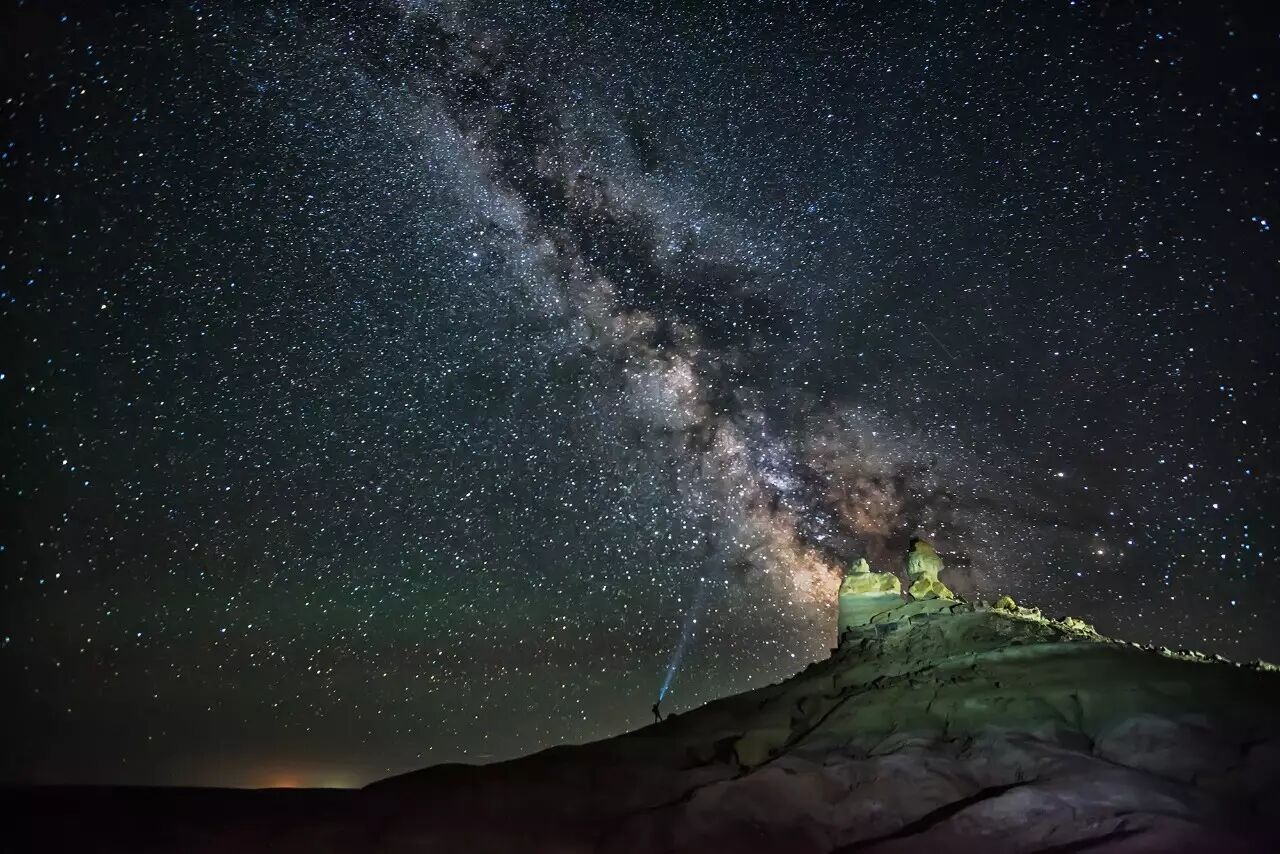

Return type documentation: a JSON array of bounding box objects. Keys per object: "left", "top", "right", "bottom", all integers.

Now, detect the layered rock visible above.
[
  {"left": 375, "top": 603, "right": 1280, "bottom": 852},
  {"left": 837, "top": 557, "right": 903, "bottom": 637},
  {"left": 369, "top": 602, "right": 1280, "bottom": 852},
  {"left": 13, "top": 601, "right": 1280, "bottom": 853}
]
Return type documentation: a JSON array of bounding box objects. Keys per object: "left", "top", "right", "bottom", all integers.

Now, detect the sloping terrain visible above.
[{"left": 11, "top": 600, "right": 1280, "bottom": 853}]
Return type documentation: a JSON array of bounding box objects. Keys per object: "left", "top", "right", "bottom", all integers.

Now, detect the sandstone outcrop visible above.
[
  {"left": 837, "top": 557, "right": 903, "bottom": 636},
  {"left": 906, "top": 539, "right": 954, "bottom": 600}
]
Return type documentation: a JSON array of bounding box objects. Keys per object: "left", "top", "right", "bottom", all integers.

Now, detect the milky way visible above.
[
  {"left": 377, "top": 8, "right": 1098, "bottom": 607},
  {"left": 2, "top": 1, "right": 1275, "bottom": 787}
]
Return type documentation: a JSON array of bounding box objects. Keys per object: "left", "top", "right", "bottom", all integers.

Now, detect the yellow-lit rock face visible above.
[
  {"left": 906, "top": 539, "right": 954, "bottom": 600},
  {"left": 907, "top": 540, "right": 943, "bottom": 580},
  {"left": 838, "top": 559, "right": 901, "bottom": 597},
  {"left": 908, "top": 576, "right": 955, "bottom": 600},
  {"left": 838, "top": 559, "right": 903, "bottom": 636}
]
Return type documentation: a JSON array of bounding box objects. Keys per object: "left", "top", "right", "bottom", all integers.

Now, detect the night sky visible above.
[{"left": 2, "top": 0, "right": 1276, "bottom": 788}]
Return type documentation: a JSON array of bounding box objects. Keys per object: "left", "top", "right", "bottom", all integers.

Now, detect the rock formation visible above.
[
  {"left": 837, "top": 557, "right": 903, "bottom": 636},
  {"left": 906, "top": 538, "right": 954, "bottom": 600},
  {"left": 992, "top": 594, "right": 1017, "bottom": 611},
  {"left": 11, "top": 596, "right": 1280, "bottom": 853}
]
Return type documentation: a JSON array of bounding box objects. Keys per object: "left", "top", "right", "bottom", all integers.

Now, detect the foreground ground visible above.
[{"left": 10, "top": 599, "right": 1280, "bottom": 853}]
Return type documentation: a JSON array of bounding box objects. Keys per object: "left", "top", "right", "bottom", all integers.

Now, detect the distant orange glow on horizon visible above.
[
  {"left": 265, "top": 775, "right": 301, "bottom": 789},
  {"left": 247, "top": 768, "right": 362, "bottom": 790}
]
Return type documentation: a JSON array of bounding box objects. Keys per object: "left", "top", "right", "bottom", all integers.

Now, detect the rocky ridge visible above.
[
  {"left": 11, "top": 562, "right": 1280, "bottom": 853},
  {"left": 356, "top": 591, "right": 1280, "bottom": 853}
]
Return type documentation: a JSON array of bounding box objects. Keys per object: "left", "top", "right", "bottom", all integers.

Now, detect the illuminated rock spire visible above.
[
  {"left": 906, "top": 539, "right": 954, "bottom": 600},
  {"left": 836, "top": 557, "right": 903, "bottom": 640}
]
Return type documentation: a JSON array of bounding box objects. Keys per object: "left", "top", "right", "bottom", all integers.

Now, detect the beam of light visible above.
[{"left": 659, "top": 577, "right": 709, "bottom": 702}]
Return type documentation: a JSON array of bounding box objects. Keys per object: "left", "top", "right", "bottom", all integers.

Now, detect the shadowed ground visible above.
[{"left": 10, "top": 600, "right": 1279, "bottom": 853}]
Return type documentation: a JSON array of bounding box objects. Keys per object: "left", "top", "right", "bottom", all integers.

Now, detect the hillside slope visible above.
[{"left": 12, "top": 599, "right": 1280, "bottom": 852}]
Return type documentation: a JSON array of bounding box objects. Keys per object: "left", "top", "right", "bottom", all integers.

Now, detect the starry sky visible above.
[{"left": 2, "top": 0, "right": 1276, "bottom": 788}]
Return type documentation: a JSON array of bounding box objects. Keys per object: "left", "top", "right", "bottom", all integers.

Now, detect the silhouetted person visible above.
[{"left": 652, "top": 701, "right": 662, "bottom": 723}]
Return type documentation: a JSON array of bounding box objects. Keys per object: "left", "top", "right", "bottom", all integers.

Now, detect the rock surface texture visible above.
[{"left": 12, "top": 601, "right": 1280, "bottom": 853}]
